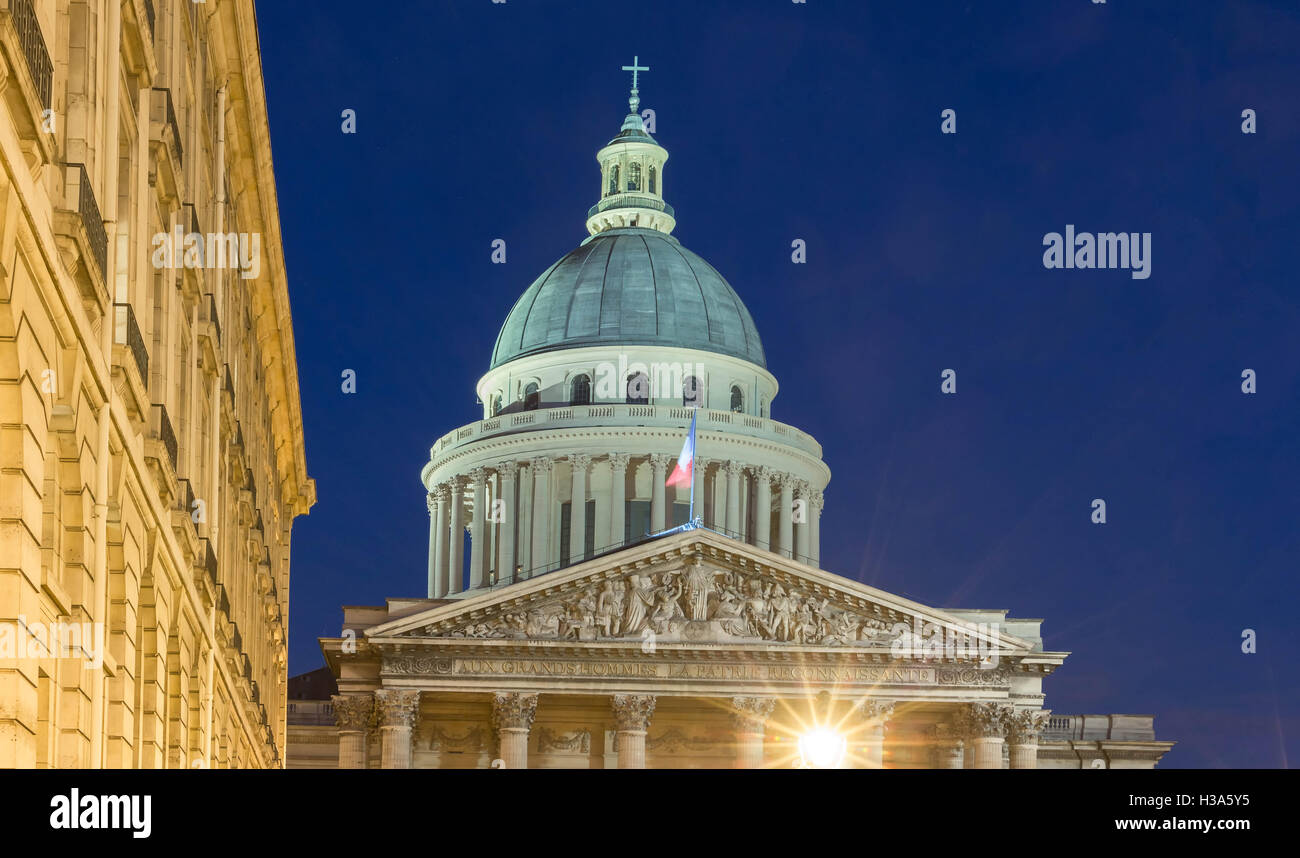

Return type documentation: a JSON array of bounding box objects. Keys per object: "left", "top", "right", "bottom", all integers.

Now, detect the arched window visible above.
[
  {"left": 760, "top": 397, "right": 768, "bottom": 418},
  {"left": 524, "top": 382, "right": 540, "bottom": 411},
  {"left": 628, "top": 162, "right": 641, "bottom": 192},
  {"left": 682, "top": 375, "right": 700, "bottom": 407},
  {"left": 648, "top": 165, "right": 657, "bottom": 194},
  {"left": 491, "top": 393, "right": 502, "bottom": 417},
  {"left": 607, "top": 165, "right": 619, "bottom": 197},
  {"left": 626, "top": 372, "right": 649, "bottom": 405},
  {"left": 730, "top": 385, "right": 744, "bottom": 413},
  {"left": 570, "top": 374, "right": 591, "bottom": 405}
]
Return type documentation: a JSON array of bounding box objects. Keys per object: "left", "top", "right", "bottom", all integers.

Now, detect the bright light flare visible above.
[{"left": 797, "top": 727, "right": 847, "bottom": 769}]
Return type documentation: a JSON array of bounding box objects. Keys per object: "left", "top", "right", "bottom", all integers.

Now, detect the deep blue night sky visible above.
[{"left": 255, "top": 0, "right": 1299, "bottom": 768}]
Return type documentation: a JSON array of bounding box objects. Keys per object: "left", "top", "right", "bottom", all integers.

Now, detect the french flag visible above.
[{"left": 665, "top": 410, "right": 697, "bottom": 488}]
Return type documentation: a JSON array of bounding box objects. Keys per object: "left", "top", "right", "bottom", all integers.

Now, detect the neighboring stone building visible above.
[
  {"left": 0, "top": 1, "right": 312, "bottom": 768},
  {"left": 305, "top": 72, "right": 1172, "bottom": 769}
]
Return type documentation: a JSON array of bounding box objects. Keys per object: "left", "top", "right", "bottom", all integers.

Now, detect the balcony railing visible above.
[
  {"left": 142, "top": 0, "right": 155, "bottom": 38},
  {"left": 65, "top": 164, "right": 108, "bottom": 282},
  {"left": 587, "top": 194, "right": 674, "bottom": 220},
  {"left": 152, "top": 87, "right": 183, "bottom": 166},
  {"left": 201, "top": 292, "right": 221, "bottom": 344},
  {"left": 197, "top": 537, "right": 218, "bottom": 588},
  {"left": 183, "top": 201, "right": 202, "bottom": 239},
  {"left": 149, "top": 403, "right": 177, "bottom": 471},
  {"left": 5, "top": 0, "right": 52, "bottom": 111},
  {"left": 113, "top": 303, "right": 148, "bottom": 381},
  {"left": 175, "top": 477, "right": 195, "bottom": 516}
]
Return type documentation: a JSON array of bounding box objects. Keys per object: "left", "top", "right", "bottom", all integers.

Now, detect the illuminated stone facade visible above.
[{"left": 0, "top": 0, "right": 312, "bottom": 768}]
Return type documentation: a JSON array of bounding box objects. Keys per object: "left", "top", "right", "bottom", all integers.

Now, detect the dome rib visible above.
[{"left": 490, "top": 228, "right": 766, "bottom": 370}]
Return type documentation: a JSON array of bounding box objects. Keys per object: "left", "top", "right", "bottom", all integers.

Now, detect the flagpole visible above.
[{"left": 687, "top": 410, "right": 697, "bottom": 523}]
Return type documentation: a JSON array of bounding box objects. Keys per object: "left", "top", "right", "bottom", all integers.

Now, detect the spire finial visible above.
[{"left": 621, "top": 55, "right": 649, "bottom": 114}]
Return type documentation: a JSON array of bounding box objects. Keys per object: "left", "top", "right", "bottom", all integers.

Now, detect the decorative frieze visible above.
[
  {"left": 536, "top": 726, "right": 592, "bottom": 754},
  {"left": 427, "top": 725, "right": 487, "bottom": 752}
]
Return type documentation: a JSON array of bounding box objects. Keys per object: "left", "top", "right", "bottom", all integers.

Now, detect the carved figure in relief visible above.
[
  {"left": 766, "top": 584, "right": 795, "bottom": 641},
  {"left": 597, "top": 580, "right": 624, "bottom": 637},
  {"left": 683, "top": 563, "right": 715, "bottom": 620},
  {"left": 623, "top": 574, "right": 655, "bottom": 635},
  {"left": 650, "top": 574, "right": 684, "bottom": 633}
]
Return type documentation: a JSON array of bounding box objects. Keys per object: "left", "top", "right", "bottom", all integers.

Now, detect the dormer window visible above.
[{"left": 628, "top": 162, "right": 641, "bottom": 192}]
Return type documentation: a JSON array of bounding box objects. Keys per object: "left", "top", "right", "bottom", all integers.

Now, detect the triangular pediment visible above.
[{"left": 365, "top": 530, "right": 1039, "bottom": 659}]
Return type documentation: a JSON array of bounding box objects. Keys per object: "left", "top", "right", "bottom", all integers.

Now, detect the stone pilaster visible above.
[
  {"left": 517, "top": 462, "right": 533, "bottom": 576},
  {"left": 611, "top": 694, "right": 657, "bottom": 769},
  {"left": 426, "top": 491, "right": 440, "bottom": 598},
  {"left": 491, "top": 692, "right": 539, "bottom": 769},
  {"left": 809, "top": 489, "right": 824, "bottom": 568},
  {"left": 568, "top": 453, "right": 591, "bottom": 564},
  {"left": 793, "top": 480, "right": 810, "bottom": 563},
  {"left": 731, "top": 696, "right": 776, "bottom": 769},
  {"left": 469, "top": 467, "right": 489, "bottom": 589},
  {"left": 434, "top": 484, "right": 451, "bottom": 596},
  {"left": 448, "top": 478, "right": 465, "bottom": 594},
  {"left": 332, "top": 693, "right": 374, "bottom": 769},
  {"left": 608, "top": 453, "right": 629, "bottom": 549},
  {"left": 374, "top": 689, "right": 420, "bottom": 769},
  {"left": 724, "top": 460, "right": 743, "bottom": 539},
  {"left": 530, "top": 457, "right": 553, "bottom": 577},
  {"left": 855, "top": 698, "right": 896, "bottom": 769},
  {"left": 1006, "top": 709, "right": 1050, "bottom": 770},
  {"left": 649, "top": 454, "right": 668, "bottom": 532},
  {"left": 776, "top": 473, "right": 795, "bottom": 558},
  {"left": 753, "top": 466, "right": 773, "bottom": 551},
  {"left": 496, "top": 461, "right": 519, "bottom": 583}
]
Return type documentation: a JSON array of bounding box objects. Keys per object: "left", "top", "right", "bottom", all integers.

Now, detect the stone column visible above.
[
  {"left": 1007, "top": 710, "right": 1050, "bottom": 770},
  {"left": 753, "top": 466, "right": 772, "bottom": 551},
  {"left": 649, "top": 454, "right": 668, "bottom": 532},
  {"left": 568, "top": 453, "right": 591, "bottom": 564},
  {"left": 530, "top": 456, "right": 553, "bottom": 577},
  {"left": 809, "top": 489, "right": 823, "bottom": 568},
  {"left": 724, "top": 460, "right": 743, "bottom": 539},
  {"left": 930, "top": 722, "right": 965, "bottom": 769},
  {"left": 776, "top": 473, "right": 794, "bottom": 558},
  {"left": 611, "top": 694, "right": 657, "bottom": 769},
  {"left": 434, "top": 484, "right": 451, "bottom": 596},
  {"left": 517, "top": 463, "right": 533, "bottom": 578},
  {"left": 608, "top": 453, "right": 629, "bottom": 549},
  {"left": 856, "top": 698, "right": 895, "bottom": 769},
  {"left": 426, "top": 491, "right": 440, "bottom": 598},
  {"left": 469, "top": 467, "right": 489, "bottom": 589},
  {"left": 690, "top": 457, "right": 705, "bottom": 521},
  {"left": 497, "top": 461, "right": 518, "bottom": 584},
  {"left": 332, "top": 694, "right": 374, "bottom": 769},
  {"left": 448, "top": 478, "right": 465, "bottom": 594},
  {"left": 491, "top": 692, "right": 539, "bottom": 769},
  {"left": 731, "top": 697, "right": 776, "bottom": 769},
  {"left": 794, "top": 480, "right": 810, "bottom": 563},
  {"left": 374, "top": 689, "right": 420, "bottom": 769},
  {"left": 964, "top": 702, "right": 1013, "bottom": 769}
]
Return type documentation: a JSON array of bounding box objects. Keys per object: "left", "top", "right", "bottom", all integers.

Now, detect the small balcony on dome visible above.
[{"left": 586, "top": 193, "right": 676, "bottom": 235}]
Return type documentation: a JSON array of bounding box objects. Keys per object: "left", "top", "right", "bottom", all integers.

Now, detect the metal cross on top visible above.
[{"left": 622, "top": 56, "right": 649, "bottom": 92}]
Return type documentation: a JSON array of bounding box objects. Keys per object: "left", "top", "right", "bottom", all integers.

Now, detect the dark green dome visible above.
[{"left": 490, "top": 228, "right": 766, "bottom": 370}]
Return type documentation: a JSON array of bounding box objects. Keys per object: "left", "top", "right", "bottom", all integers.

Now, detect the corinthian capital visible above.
[
  {"left": 331, "top": 693, "right": 374, "bottom": 732},
  {"left": 855, "top": 698, "right": 896, "bottom": 725},
  {"left": 731, "top": 696, "right": 777, "bottom": 732},
  {"left": 1005, "top": 709, "right": 1051, "bottom": 744},
  {"left": 468, "top": 467, "right": 488, "bottom": 486},
  {"left": 374, "top": 689, "right": 420, "bottom": 729},
  {"left": 608, "top": 452, "right": 630, "bottom": 472},
  {"left": 611, "top": 694, "right": 657, "bottom": 732},
  {"left": 491, "top": 692, "right": 539, "bottom": 732},
  {"left": 648, "top": 453, "right": 669, "bottom": 471},
  {"left": 426, "top": 492, "right": 436, "bottom": 515},
  {"left": 961, "top": 702, "right": 1015, "bottom": 739},
  {"left": 531, "top": 455, "right": 554, "bottom": 475},
  {"left": 570, "top": 453, "right": 592, "bottom": 472},
  {"left": 496, "top": 460, "right": 519, "bottom": 479},
  {"left": 725, "top": 459, "right": 744, "bottom": 479}
]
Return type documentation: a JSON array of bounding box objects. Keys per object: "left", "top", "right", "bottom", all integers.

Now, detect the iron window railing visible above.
[
  {"left": 149, "top": 403, "right": 177, "bottom": 471},
  {"left": 197, "top": 537, "right": 218, "bottom": 587},
  {"left": 152, "top": 87, "right": 183, "bottom": 166},
  {"left": 65, "top": 164, "right": 108, "bottom": 282},
  {"left": 6, "top": 0, "right": 52, "bottom": 111},
  {"left": 112, "top": 303, "right": 149, "bottom": 381}
]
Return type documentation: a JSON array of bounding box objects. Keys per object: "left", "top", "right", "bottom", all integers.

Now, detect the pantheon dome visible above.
[{"left": 420, "top": 79, "right": 829, "bottom": 598}]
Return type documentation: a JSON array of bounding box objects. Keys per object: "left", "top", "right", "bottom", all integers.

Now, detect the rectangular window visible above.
[{"left": 559, "top": 500, "right": 596, "bottom": 567}]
